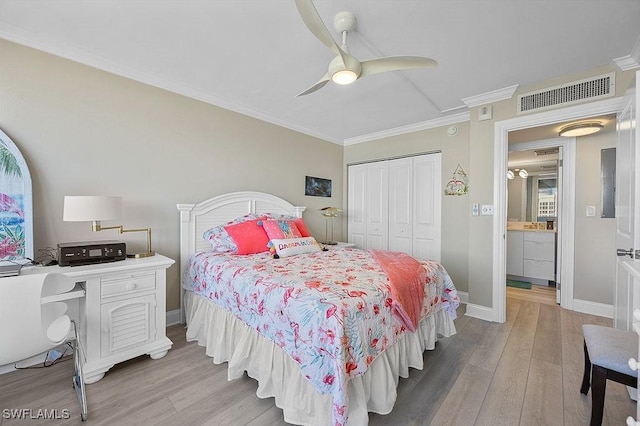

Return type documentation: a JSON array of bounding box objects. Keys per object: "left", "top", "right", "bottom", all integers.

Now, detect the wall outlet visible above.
[
  {"left": 481, "top": 204, "right": 494, "bottom": 215},
  {"left": 472, "top": 203, "right": 479, "bottom": 216}
]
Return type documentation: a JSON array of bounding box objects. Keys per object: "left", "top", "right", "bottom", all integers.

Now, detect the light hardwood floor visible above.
[{"left": 0, "top": 289, "right": 635, "bottom": 425}]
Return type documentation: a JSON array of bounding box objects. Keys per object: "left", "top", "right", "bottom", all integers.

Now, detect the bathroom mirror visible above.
[{"left": 507, "top": 148, "right": 559, "bottom": 224}]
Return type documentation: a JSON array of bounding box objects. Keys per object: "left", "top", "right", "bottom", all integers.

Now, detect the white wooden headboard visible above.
[{"left": 176, "top": 191, "right": 305, "bottom": 322}]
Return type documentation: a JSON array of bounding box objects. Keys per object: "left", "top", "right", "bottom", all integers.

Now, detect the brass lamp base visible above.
[{"left": 127, "top": 251, "right": 155, "bottom": 259}]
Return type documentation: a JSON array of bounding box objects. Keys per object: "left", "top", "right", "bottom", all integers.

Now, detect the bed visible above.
[{"left": 177, "top": 191, "right": 459, "bottom": 426}]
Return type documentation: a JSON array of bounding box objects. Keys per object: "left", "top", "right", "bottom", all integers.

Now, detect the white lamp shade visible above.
[{"left": 63, "top": 196, "right": 123, "bottom": 222}]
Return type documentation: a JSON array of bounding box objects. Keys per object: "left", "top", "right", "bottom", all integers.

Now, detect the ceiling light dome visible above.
[
  {"left": 519, "top": 169, "right": 528, "bottom": 178},
  {"left": 559, "top": 122, "right": 603, "bottom": 137},
  {"left": 507, "top": 170, "right": 515, "bottom": 180},
  {"left": 331, "top": 69, "right": 358, "bottom": 85}
]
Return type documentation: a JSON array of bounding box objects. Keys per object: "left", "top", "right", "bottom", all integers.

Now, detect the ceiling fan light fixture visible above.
[
  {"left": 331, "top": 69, "right": 358, "bottom": 85},
  {"left": 519, "top": 169, "right": 528, "bottom": 179},
  {"left": 507, "top": 170, "right": 515, "bottom": 180},
  {"left": 559, "top": 122, "right": 603, "bottom": 137}
]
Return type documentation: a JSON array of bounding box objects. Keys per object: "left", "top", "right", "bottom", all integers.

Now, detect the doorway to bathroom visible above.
[{"left": 507, "top": 138, "right": 568, "bottom": 305}]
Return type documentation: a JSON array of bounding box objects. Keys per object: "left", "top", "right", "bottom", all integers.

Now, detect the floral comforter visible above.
[{"left": 183, "top": 247, "right": 459, "bottom": 426}]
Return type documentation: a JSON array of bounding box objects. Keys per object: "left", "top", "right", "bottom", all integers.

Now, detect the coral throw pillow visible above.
[
  {"left": 224, "top": 219, "right": 270, "bottom": 255},
  {"left": 293, "top": 218, "right": 311, "bottom": 237}
]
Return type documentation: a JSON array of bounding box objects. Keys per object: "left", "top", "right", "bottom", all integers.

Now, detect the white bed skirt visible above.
[{"left": 184, "top": 291, "right": 456, "bottom": 426}]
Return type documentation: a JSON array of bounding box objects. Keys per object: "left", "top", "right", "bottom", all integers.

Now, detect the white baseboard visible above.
[
  {"left": 457, "top": 291, "right": 469, "bottom": 305},
  {"left": 463, "top": 298, "right": 613, "bottom": 323},
  {"left": 572, "top": 299, "right": 613, "bottom": 319},
  {"left": 166, "top": 309, "right": 182, "bottom": 326},
  {"left": 464, "top": 302, "right": 495, "bottom": 322}
]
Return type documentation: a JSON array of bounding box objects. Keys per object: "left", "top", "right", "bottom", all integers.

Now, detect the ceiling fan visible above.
[{"left": 295, "top": 0, "right": 438, "bottom": 96}]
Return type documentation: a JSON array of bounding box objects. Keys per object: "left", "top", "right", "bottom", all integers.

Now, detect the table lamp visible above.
[
  {"left": 320, "top": 207, "right": 341, "bottom": 245},
  {"left": 63, "top": 196, "right": 155, "bottom": 258}
]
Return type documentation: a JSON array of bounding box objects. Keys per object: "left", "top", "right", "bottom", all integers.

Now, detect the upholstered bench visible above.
[{"left": 581, "top": 324, "right": 638, "bottom": 426}]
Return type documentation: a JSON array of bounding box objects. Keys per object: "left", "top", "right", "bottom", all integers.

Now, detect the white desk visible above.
[{"left": 21, "top": 254, "right": 174, "bottom": 384}]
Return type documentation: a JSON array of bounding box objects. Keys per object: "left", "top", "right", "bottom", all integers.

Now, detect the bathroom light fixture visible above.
[
  {"left": 63, "top": 195, "right": 155, "bottom": 258},
  {"left": 559, "top": 122, "right": 603, "bottom": 137},
  {"left": 519, "top": 169, "right": 528, "bottom": 179},
  {"left": 507, "top": 170, "right": 515, "bottom": 180}
]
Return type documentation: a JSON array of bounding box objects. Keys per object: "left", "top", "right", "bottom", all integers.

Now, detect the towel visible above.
[{"left": 369, "top": 249, "right": 426, "bottom": 332}]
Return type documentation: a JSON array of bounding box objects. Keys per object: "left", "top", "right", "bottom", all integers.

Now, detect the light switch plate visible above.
[
  {"left": 586, "top": 205, "right": 596, "bottom": 217},
  {"left": 472, "top": 203, "right": 479, "bottom": 216},
  {"left": 481, "top": 204, "right": 494, "bottom": 215}
]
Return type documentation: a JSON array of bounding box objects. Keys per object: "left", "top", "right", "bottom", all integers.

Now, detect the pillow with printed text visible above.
[{"left": 270, "top": 237, "right": 322, "bottom": 258}]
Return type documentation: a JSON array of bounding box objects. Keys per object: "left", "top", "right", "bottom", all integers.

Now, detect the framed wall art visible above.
[{"left": 305, "top": 176, "right": 332, "bottom": 197}]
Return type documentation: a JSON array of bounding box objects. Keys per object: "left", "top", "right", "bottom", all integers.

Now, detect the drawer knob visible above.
[
  {"left": 126, "top": 282, "right": 137, "bottom": 291},
  {"left": 629, "top": 358, "right": 640, "bottom": 371}
]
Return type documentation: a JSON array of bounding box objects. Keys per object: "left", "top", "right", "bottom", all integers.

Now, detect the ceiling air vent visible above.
[{"left": 517, "top": 72, "right": 615, "bottom": 114}]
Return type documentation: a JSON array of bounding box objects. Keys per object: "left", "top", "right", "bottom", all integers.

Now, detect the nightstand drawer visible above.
[{"left": 101, "top": 272, "right": 156, "bottom": 299}]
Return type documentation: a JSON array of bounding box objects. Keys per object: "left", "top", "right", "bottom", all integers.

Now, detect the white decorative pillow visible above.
[{"left": 270, "top": 237, "right": 321, "bottom": 258}]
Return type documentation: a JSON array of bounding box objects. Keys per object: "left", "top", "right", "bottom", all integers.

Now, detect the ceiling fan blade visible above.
[
  {"left": 295, "top": 0, "right": 347, "bottom": 62},
  {"left": 360, "top": 56, "right": 438, "bottom": 78},
  {"left": 296, "top": 73, "right": 331, "bottom": 97}
]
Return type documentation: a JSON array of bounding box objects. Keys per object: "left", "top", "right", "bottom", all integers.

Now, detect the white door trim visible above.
[{"left": 492, "top": 97, "right": 625, "bottom": 323}]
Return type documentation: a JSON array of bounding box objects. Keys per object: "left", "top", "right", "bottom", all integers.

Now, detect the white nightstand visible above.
[{"left": 20, "top": 254, "right": 175, "bottom": 384}]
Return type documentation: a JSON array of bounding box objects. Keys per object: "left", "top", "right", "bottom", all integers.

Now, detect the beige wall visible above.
[
  {"left": 346, "top": 66, "right": 636, "bottom": 310},
  {"left": 454, "top": 66, "right": 634, "bottom": 309},
  {"left": 343, "top": 122, "right": 471, "bottom": 294},
  {"left": 0, "top": 40, "right": 344, "bottom": 311},
  {"left": 574, "top": 131, "right": 616, "bottom": 304},
  {"left": 2, "top": 38, "right": 636, "bottom": 316}
]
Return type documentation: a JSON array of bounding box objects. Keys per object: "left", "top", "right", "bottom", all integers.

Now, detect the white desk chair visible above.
[{"left": 0, "top": 272, "right": 88, "bottom": 421}]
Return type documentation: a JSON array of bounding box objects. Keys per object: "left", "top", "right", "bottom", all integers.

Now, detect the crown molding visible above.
[
  {"left": 613, "top": 36, "right": 640, "bottom": 71},
  {"left": 343, "top": 112, "right": 470, "bottom": 146},
  {"left": 461, "top": 84, "right": 519, "bottom": 108}
]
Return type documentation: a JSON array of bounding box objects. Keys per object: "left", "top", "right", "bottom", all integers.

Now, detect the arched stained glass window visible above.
[{"left": 0, "top": 129, "right": 33, "bottom": 264}]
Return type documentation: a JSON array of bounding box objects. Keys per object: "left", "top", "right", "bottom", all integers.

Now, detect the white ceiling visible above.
[{"left": 1, "top": 1, "right": 639, "bottom": 144}]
